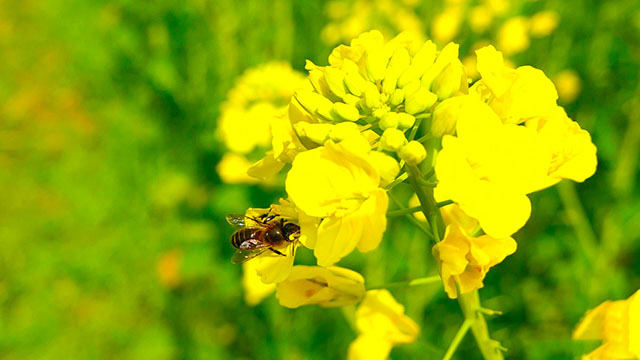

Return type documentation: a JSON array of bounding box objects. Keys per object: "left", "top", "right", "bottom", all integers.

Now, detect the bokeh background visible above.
[{"left": 1, "top": 0, "right": 639, "bottom": 359}]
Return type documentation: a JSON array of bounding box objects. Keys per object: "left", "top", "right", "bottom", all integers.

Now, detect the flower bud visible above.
[
  {"left": 421, "top": 42, "right": 459, "bottom": 89},
  {"left": 294, "top": 122, "right": 334, "bottom": 146},
  {"left": 379, "top": 112, "right": 399, "bottom": 130},
  {"left": 398, "top": 141, "right": 427, "bottom": 165},
  {"left": 343, "top": 93, "right": 361, "bottom": 105},
  {"left": 364, "top": 83, "right": 381, "bottom": 110},
  {"left": 330, "top": 121, "right": 361, "bottom": 142},
  {"left": 431, "top": 60, "right": 465, "bottom": 100},
  {"left": 344, "top": 70, "right": 369, "bottom": 97},
  {"left": 397, "top": 113, "right": 416, "bottom": 130},
  {"left": 389, "top": 89, "right": 404, "bottom": 107},
  {"left": 382, "top": 72, "right": 398, "bottom": 95},
  {"left": 331, "top": 102, "right": 360, "bottom": 122},
  {"left": 397, "top": 41, "right": 437, "bottom": 88},
  {"left": 369, "top": 151, "right": 400, "bottom": 186},
  {"left": 381, "top": 128, "right": 407, "bottom": 151},
  {"left": 295, "top": 89, "right": 334, "bottom": 115},
  {"left": 323, "top": 67, "right": 347, "bottom": 99},
  {"left": 387, "top": 47, "right": 411, "bottom": 77},
  {"left": 404, "top": 88, "right": 437, "bottom": 114},
  {"left": 431, "top": 95, "right": 466, "bottom": 137},
  {"left": 366, "top": 47, "right": 389, "bottom": 82},
  {"left": 402, "top": 79, "right": 421, "bottom": 97}
]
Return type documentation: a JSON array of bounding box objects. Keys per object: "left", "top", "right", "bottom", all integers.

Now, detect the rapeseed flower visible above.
[
  {"left": 285, "top": 139, "right": 388, "bottom": 266},
  {"left": 242, "top": 261, "right": 276, "bottom": 306},
  {"left": 275, "top": 266, "right": 365, "bottom": 308},
  {"left": 348, "top": 290, "right": 419, "bottom": 360},
  {"left": 433, "top": 205, "right": 516, "bottom": 298},
  {"left": 573, "top": 289, "right": 640, "bottom": 359}
]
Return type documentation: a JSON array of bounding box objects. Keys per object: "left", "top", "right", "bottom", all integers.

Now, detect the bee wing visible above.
[
  {"left": 231, "top": 248, "right": 269, "bottom": 264},
  {"left": 226, "top": 214, "right": 263, "bottom": 229}
]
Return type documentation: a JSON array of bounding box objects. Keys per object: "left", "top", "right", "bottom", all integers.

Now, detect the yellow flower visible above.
[
  {"left": 573, "top": 289, "right": 640, "bottom": 359},
  {"left": 475, "top": 45, "right": 559, "bottom": 124},
  {"left": 431, "top": 8, "right": 462, "bottom": 44},
  {"left": 348, "top": 290, "right": 419, "bottom": 360},
  {"left": 469, "top": 5, "right": 493, "bottom": 34},
  {"left": 285, "top": 140, "right": 388, "bottom": 266},
  {"left": 242, "top": 261, "right": 275, "bottom": 306},
  {"left": 275, "top": 266, "right": 365, "bottom": 308},
  {"left": 433, "top": 211, "right": 517, "bottom": 298},
  {"left": 526, "top": 107, "right": 597, "bottom": 190},
  {"left": 216, "top": 153, "right": 259, "bottom": 184},
  {"left": 497, "top": 17, "right": 530, "bottom": 56},
  {"left": 434, "top": 95, "right": 551, "bottom": 238},
  {"left": 529, "top": 10, "right": 560, "bottom": 38}
]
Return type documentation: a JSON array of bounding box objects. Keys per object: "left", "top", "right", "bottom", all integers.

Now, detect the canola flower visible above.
[
  {"left": 573, "top": 289, "right": 640, "bottom": 359},
  {"left": 223, "top": 30, "right": 598, "bottom": 360}
]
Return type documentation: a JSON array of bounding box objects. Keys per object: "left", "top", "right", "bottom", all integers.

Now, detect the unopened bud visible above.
[
  {"left": 294, "top": 122, "right": 334, "bottom": 146},
  {"left": 366, "top": 47, "right": 389, "bottom": 82},
  {"left": 397, "top": 41, "right": 437, "bottom": 88},
  {"left": 382, "top": 72, "right": 399, "bottom": 95},
  {"left": 432, "top": 96, "right": 466, "bottom": 137},
  {"left": 397, "top": 113, "right": 416, "bottom": 130},
  {"left": 369, "top": 151, "right": 400, "bottom": 187},
  {"left": 295, "top": 89, "right": 334, "bottom": 114},
  {"left": 343, "top": 93, "right": 361, "bottom": 105},
  {"left": 421, "top": 42, "right": 459, "bottom": 89},
  {"left": 402, "top": 79, "right": 421, "bottom": 98},
  {"left": 379, "top": 112, "right": 399, "bottom": 130},
  {"left": 343, "top": 70, "right": 368, "bottom": 97},
  {"left": 380, "top": 128, "right": 407, "bottom": 151},
  {"left": 398, "top": 141, "right": 427, "bottom": 165},
  {"left": 323, "top": 67, "right": 347, "bottom": 99},
  {"left": 330, "top": 122, "right": 361, "bottom": 142},
  {"left": 404, "top": 88, "right": 437, "bottom": 114},
  {"left": 389, "top": 89, "right": 404, "bottom": 107},
  {"left": 364, "top": 83, "right": 381, "bottom": 110},
  {"left": 387, "top": 47, "right": 411, "bottom": 76},
  {"left": 331, "top": 102, "right": 360, "bottom": 122},
  {"left": 431, "top": 60, "right": 465, "bottom": 100}
]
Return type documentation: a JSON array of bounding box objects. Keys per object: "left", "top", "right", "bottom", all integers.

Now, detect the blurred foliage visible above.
[{"left": 0, "top": 0, "right": 639, "bottom": 359}]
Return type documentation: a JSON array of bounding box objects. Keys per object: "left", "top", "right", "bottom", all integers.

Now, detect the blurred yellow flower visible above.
[
  {"left": 475, "top": 45, "right": 559, "bottom": 124},
  {"left": 242, "top": 261, "right": 275, "bottom": 306},
  {"left": 431, "top": 8, "right": 462, "bottom": 44},
  {"left": 216, "top": 62, "right": 306, "bottom": 183},
  {"left": 216, "top": 153, "right": 259, "bottom": 184},
  {"left": 433, "top": 218, "right": 516, "bottom": 298},
  {"left": 348, "top": 289, "right": 419, "bottom": 360},
  {"left": 573, "top": 289, "right": 640, "bottom": 359},
  {"left": 469, "top": 5, "right": 493, "bottom": 34},
  {"left": 285, "top": 140, "right": 388, "bottom": 266},
  {"left": 497, "top": 17, "right": 530, "bottom": 56},
  {"left": 275, "top": 266, "right": 365, "bottom": 308},
  {"left": 554, "top": 69, "right": 582, "bottom": 103},
  {"left": 157, "top": 249, "right": 182, "bottom": 290},
  {"left": 529, "top": 10, "right": 560, "bottom": 38}
]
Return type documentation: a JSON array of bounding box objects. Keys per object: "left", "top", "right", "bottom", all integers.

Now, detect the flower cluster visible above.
[{"left": 221, "top": 29, "right": 597, "bottom": 359}]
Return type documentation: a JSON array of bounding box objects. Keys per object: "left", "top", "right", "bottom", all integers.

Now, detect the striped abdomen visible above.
[{"left": 231, "top": 228, "right": 264, "bottom": 249}]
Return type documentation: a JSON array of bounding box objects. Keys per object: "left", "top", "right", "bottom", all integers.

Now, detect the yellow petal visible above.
[
  {"left": 348, "top": 335, "right": 393, "bottom": 360},
  {"left": 242, "top": 262, "right": 276, "bottom": 306}
]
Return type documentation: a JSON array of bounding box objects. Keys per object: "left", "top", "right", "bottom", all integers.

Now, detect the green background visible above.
[{"left": 1, "top": 0, "right": 639, "bottom": 359}]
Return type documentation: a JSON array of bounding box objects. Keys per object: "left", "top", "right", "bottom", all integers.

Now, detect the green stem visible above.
[
  {"left": 442, "top": 320, "right": 472, "bottom": 360},
  {"left": 407, "top": 164, "right": 444, "bottom": 241},
  {"left": 367, "top": 275, "right": 441, "bottom": 290},
  {"left": 557, "top": 181, "right": 599, "bottom": 267},
  {"left": 388, "top": 206, "right": 423, "bottom": 217},
  {"left": 384, "top": 172, "right": 409, "bottom": 190},
  {"left": 457, "top": 292, "right": 505, "bottom": 360},
  {"left": 388, "top": 193, "right": 434, "bottom": 241}
]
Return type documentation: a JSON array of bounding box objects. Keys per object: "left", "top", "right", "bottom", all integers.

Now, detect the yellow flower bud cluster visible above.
[{"left": 215, "top": 62, "right": 306, "bottom": 184}]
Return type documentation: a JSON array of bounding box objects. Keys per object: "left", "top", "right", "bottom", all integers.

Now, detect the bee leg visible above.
[{"left": 269, "top": 248, "right": 286, "bottom": 257}]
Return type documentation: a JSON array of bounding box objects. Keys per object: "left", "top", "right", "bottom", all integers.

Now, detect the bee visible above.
[{"left": 226, "top": 212, "right": 300, "bottom": 264}]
